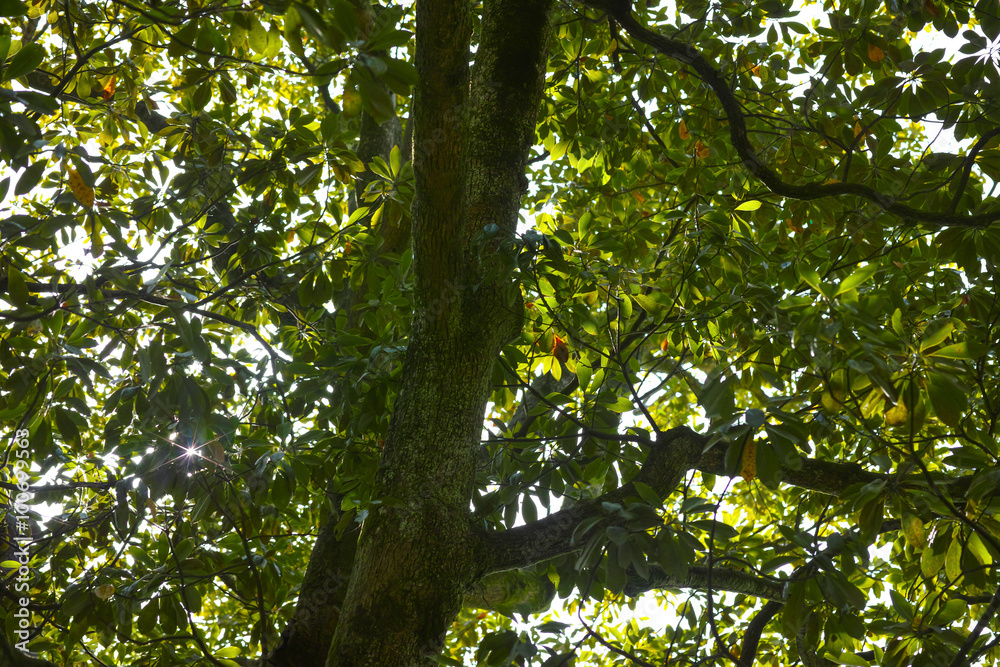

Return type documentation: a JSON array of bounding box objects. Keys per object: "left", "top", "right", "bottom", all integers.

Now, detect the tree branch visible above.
[
  {"left": 695, "top": 444, "right": 885, "bottom": 496},
  {"left": 624, "top": 565, "right": 785, "bottom": 601},
  {"left": 0, "top": 632, "right": 57, "bottom": 667},
  {"left": 464, "top": 569, "right": 556, "bottom": 616},
  {"left": 582, "top": 0, "right": 999, "bottom": 229},
  {"left": 478, "top": 426, "right": 705, "bottom": 573}
]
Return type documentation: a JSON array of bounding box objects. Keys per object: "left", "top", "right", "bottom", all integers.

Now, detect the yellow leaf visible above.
[
  {"left": 95, "top": 584, "right": 115, "bottom": 600},
  {"left": 67, "top": 168, "right": 95, "bottom": 208},
  {"left": 885, "top": 402, "right": 908, "bottom": 427},
  {"left": 102, "top": 75, "right": 116, "bottom": 100},
  {"left": 945, "top": 534, "right": 962, "bottom": 581},
  {"left": 868, "top": 43, "right": 884, "bottom": 62},
  {"left": 679, "top": 119, "right": 690, "bottom": 140},
  {"left": 695, "top": 140, "right": 710, "bottom": 159},
  {"left": 740, "top": 439, "right": 757, "bottom": 481},
  {"left": 735, "top": 200, "right": 761, "bottom": 211},
  {"left": 902, "top": 512, "right": 925, "bottom": 548}
]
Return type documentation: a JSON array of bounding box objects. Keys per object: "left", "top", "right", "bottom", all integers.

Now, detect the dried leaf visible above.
[
  {"left": 551, "top": 335, "right": 569, "bottom": 364},
  {"left": 679, "top": 119, "right": 690, "bottom": 140}
]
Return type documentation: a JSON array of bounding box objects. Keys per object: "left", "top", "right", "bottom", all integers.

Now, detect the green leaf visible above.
[
  {"left": 14, "top": 158, "right": 45, "bottom": 196},
  {"left": 5, "top": 265, "right": 28, "bottom": 306},
  {"left": 934, "top": 598, "right": 967, "bottom": 626},
  {"left": 919, "top": 321, "right": 954, "bottom": 352},
  {"left": 735, "top": 200, "right": 761, "bottom": 211},
  {"left": 829, "top": 651, "right": 871, "bottom": 666},
  {"left": 248, "top": 16, "right": 269, "bottom": 54},
  {"left": 945, "top": 534, "right": 962, "bottom": 581},
  {"left": 605, "top": 525, "right": 628, "bottom": 545},
  {"left": 655, "top": 530, "right": 690, "bottom": 580},
  {"left": 0, "top": 0, "right": 28, "bottom": 17},
  {"left": 836, "top": 264, "right": 878, "bottom": 295},
  {"left": 798, "top": 267, "right": 825, "bottom": 294},
  {"left": 632, "top": 293, "right": 659, "bottom": 314},
  {"left": 920, "top": 542, "right": 945, "bottom": 579},
  {"left": 3, "top": 42, "right": 44, "bottom": 81},
  {"left": 967, "top": 532, "right": 993, "bottom": 565},
  {"left": 889, "top": 589, "right": 913, "bottom": 621},
  {"left": 926, "top": 372, "right": 966, "bottom": 427},
  {"left": 782, "top": 580, "right": 806, "bottom": 634},
  {"left": 858, "top": 497, "right": 883, "bottom": 542},
  {"left": 929, "top": 341, "right": 987, "bottom": 359},
  {"left": 358, "top": 79, "right": 394, "bottom": 124}
]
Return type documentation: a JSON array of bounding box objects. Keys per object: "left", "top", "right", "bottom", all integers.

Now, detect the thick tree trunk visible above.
[{"left": 320, "top": 0, "right": 554, "bottom": 664}]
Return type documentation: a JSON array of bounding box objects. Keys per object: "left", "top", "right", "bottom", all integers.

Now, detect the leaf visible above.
[
  {"left": 934, "top": 599, "right": 967, "bottom": 625},
  {"left": 831, "top": 652, "right": 871, "bottom": 666},
  {"left": 5, "top": 265, "right": 28, "bottom": 307},
  {"left": 889, "top": 589, "right": 913, "bottom": 621},
  {"left": 632, "top": 293, "right": 658, "bottom": 314},
  {"left": 929, "top": 341, "right": 987, "bottom": 359},
  {"left": 605, "top": 525, "right": 628, "bottom": 545},
  {"left": 390, "top": 143, "right": 402, "bottom": 176},
  {"left": 920, "top": 541, "right": 945, "bottom": 579},
  {"left": 3, "top": 42, "right": 44, "bottom": 81},
  {"left": 858, "top": 497, "right": 883, "bottom": 541},
  {"left": 358, "top": 79, "right": 394, "bottom": 124},
  {"left": 67, "top": 167, "right": 95, "bottom": 208},
  {"left": 945, "top": 534, "right": 962, "bottom": 581},
  {"left": 891, "top": 308, "right": 904, "bottom": 336},
  {"left": 293, "top": 2, "right": 344, "bottom": 50},
  {"left": 744, "top": 408, "right": 766, "bottom": 427},
  {"left": 740, "top": 439, "right": 757, "bottom": 481},
  {"left": 967, "top": 532, "right": 993, "bottom": 565},
  {"left": 901, "top": 512, "right": 925, "bottom": 549},
  {"left": 0, "top": 0, "right": 29, "bottom": 17},
  {"left": 782, "top": 581, "right": 806, "bottom": 634},
  {"left": 102, "top": 75, "right": 116, "bottom": 100},
  {"left": 656, "top": 530, "right": 690, "bottom": 580},
  {"left": 678, "top": 119, "right": 690, "bottom": 140},
  {"left": 868, "top": 43, "right": 884, "bottom": 62},
  {"left": 550, "top": 335, "right": 569, "bottom": 364},
  {"left": 926, "top": 372, "right": 966, "bottom": 427},
  {"left": 836, "top": 264, "right": 878, "bottom": 295},
  {"left": 14, "top": 158, "right": 45, "bottom": 196},
  {"left": 249, "top": 16, "right": 269, "bottom": 54},
  {"left": 884, "top": 402, "right": 908, "bottom": 428},
  {"left": 919, "top": 321, "right": 954, "bottom": 352},
  {"left": 735, "top": 200, "right": 761, "bottom": 211}
]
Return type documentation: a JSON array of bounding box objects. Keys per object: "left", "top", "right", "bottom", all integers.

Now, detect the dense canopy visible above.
[{"left": 1, "top": 0, "right": 1000, "bottom": 664}]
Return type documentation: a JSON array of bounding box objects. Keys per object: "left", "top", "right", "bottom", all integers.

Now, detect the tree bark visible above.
[{"left": 323, "top": 0, "right": 554, "bottom": 664}]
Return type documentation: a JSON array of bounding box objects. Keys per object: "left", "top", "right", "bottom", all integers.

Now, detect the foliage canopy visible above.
[{"left": 2, "top": 0, "right": 1000, "bottom": 664}]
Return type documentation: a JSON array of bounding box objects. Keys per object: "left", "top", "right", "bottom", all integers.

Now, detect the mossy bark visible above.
[{"left": 321, "top": 0, "right": 555, "bottom": 665}]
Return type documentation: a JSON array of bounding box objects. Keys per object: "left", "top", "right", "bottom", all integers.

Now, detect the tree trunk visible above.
[{"left": 320, "top": 0, "right": 555, "bottom": 664}]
